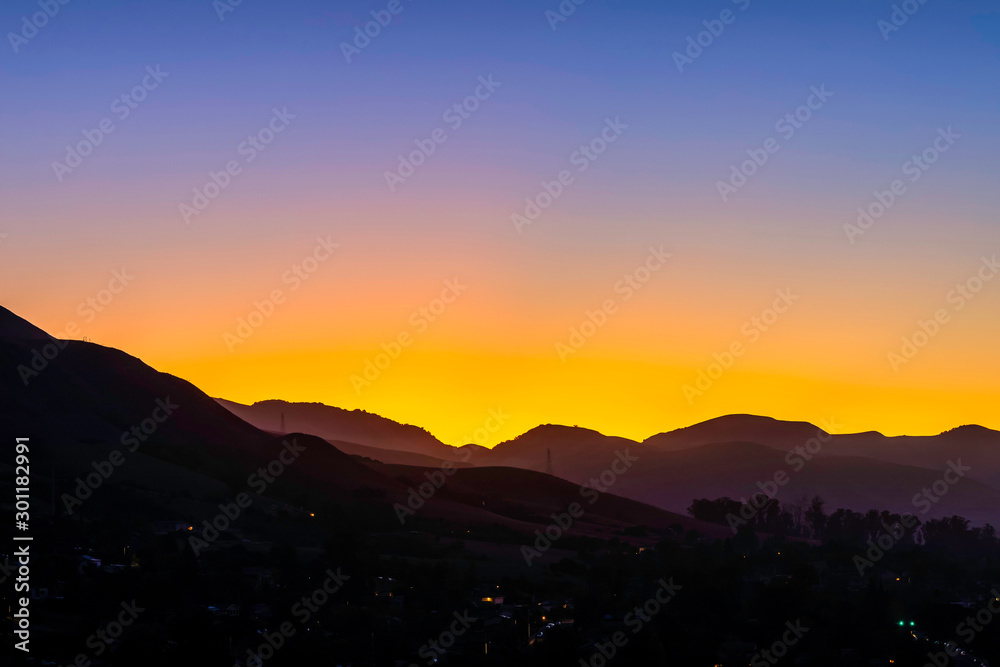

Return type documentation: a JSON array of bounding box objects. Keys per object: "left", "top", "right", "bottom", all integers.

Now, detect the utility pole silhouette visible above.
[
  {"left": 545, "top": 447, "right": 553, "bottom": 476},
  {"left": 280, "top": 411, "right": 286, "bottom": 433}
]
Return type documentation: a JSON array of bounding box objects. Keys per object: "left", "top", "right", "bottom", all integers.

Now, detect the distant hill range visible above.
[
  {"left": 0, "top": 305, "right": 709, "bottom": 542},
  {"left": 644, "top": 414, "right": 1000, "bottom": 489},
  {"left": 220, "top": 403, "right": 1000, "bottom": 525},
  {"left": 216, "top": 397, "right": 486, "bottom": 467},
  {"left": 2, "top": 303, "right": 996, "bottom": 530}
]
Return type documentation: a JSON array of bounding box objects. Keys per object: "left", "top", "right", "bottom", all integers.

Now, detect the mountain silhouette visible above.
[
  {"left": 4, "top": 304, "right": 997, "bottom": 529},
  {"left": 0, "top": 304, "right": 57, "bottom": 340},
  {"left": 221, "top": 397, "right": 1000, "bottom": 523},
  {"left": 0, "top": 305, "right": 697, "bottom": 539},
  {"left": 216, "top": 397, "right": 473, "bottom": 461}
]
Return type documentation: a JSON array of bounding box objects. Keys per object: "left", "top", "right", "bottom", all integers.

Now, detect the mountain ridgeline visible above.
[{"left": 218, "top": 404, "right": 1000, "bottom": 524}]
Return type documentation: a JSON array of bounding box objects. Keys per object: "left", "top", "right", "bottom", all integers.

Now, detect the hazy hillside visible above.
[
  {"left": 0, "top": 305, "right": 683, "bottom": 543},
  {"left": 644, "top": 414, "right": 825, "bottom": 452},
  {"left": 216, "top": 396, "right": 1000, "bottom": 524},
  {"left": 216, "top": 397, "right": 481, "bottom": 462},
  {"left": 487, "top": 424, "right": 642, "bottom": 471},
  {"left": 366, "top": 461, "right": 732, "bottom": 540},
  {"left": 13, "top": 297, "right": 991, "bottom": 530},
  {"left": 644, "top": 414, "right": 1000, "bottom": 489}
]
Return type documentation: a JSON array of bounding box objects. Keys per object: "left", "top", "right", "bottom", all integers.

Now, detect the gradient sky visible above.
[{"left": 2, "top": 0, "right": 999, "bottom": 445}]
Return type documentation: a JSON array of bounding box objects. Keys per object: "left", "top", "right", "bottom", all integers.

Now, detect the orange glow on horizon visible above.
[
  {"left": 4, "top": 204, "right": 998, "bottom": 447},
  {"left": 154, "top": 344, "right": 1000, "bottom": 447}
]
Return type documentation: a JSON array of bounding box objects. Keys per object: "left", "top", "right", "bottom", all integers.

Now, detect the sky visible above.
[{"left": 2, "top": 0, "right": 999, "bottom": 446}]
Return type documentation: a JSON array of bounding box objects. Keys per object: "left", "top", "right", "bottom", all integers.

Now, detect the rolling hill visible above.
[
  {"left": 219, "top": 400, "right": 1000, "bottom": 524},
  {"left": 0, "top": 305, "right": 694, "bottom": 547}
]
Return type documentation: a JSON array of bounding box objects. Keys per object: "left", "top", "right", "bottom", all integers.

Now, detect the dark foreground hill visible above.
[
  {"left": 221, "top": 404, "right": 1000, "bottom": 524},
  {"left": 0, "top": 305, "right": 684, "bottom": 546}
]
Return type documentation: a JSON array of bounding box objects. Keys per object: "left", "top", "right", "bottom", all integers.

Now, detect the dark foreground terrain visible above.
[{"left": 1, "top": 306, "right": 998, "bottom": 666}]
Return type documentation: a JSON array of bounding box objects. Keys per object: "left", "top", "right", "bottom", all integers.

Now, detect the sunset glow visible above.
[{"left": 3, "top": 0, "right": 998, "bottom": 445}]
